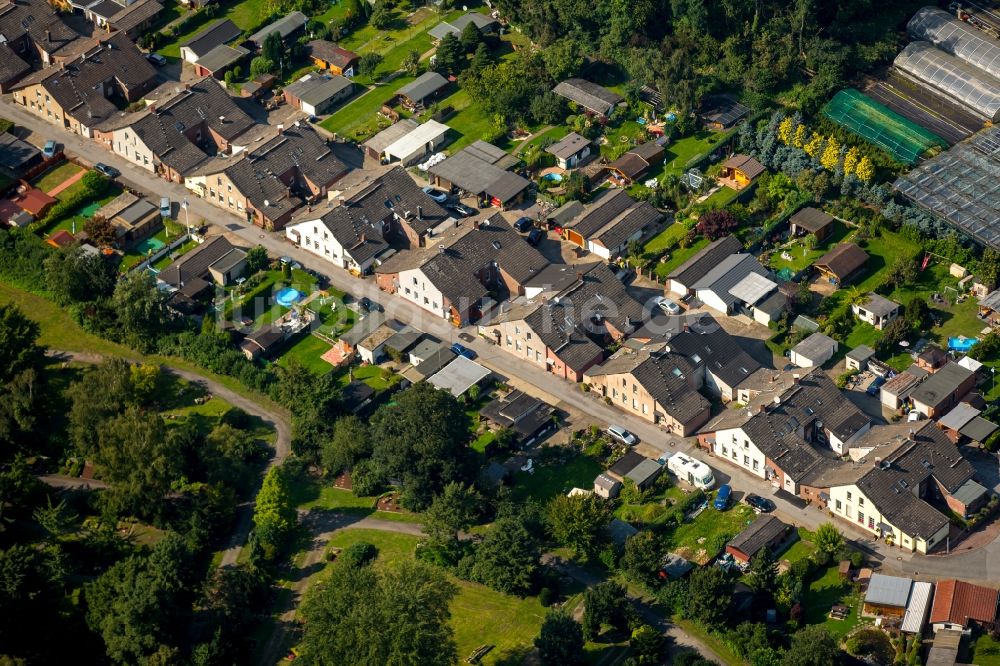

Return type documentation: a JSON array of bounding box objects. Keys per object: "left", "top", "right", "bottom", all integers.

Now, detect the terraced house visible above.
[
  {"left": 11, "top": 33, "right": 157, "bottom": 137},
  {"left": 186, "top": 122, "right": 349, "bottom": 230},
  {"left": 98, "top": 78, "right": 255, "bottom": 182}
]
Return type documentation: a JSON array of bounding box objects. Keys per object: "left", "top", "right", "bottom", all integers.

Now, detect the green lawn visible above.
[
  {"left": 667, "top": 503, "right": 756, "bottom": 565},
  {"left": 334, "top": 363, "right": 401, "bottom": 390},
  {"left": 516, "top": 125, "right": 570, "bottom": 155},
  {"left": 39, "top": 186, "right": 123, "bottom": 237},
  {"left": 422, "top": 88, "right": 495, "bottom": 152},
  {"left": 600, "top": 121, "right": 647, "bottom": 159},
  {"left": 320, "top": 76, "right": 416, "bottom": 140},
  {"left": 802, "top": 564, "right": 861, "bottom": 640},
  {"left": 275, "top": 333, "right": 333, "bottom": 375},
  {"left": 699, "top": 186, "right": 738, "bottom": 210},
  {"left": 150, "top": 239, "right": 198, "bottom": 271},
  {"left": 653, "top": 237, "right": 710, "bottom": 280},
  {"left": 509, "top": 454, "right": 602, "bottom": 504},
  {"left": 642, "top": 223, "right": 688, "bottom": 258},
  {"left": 844, "top": 322, "right": 880, "bottom": 350},
  {"left": 768, "top": 222, "right": 850, "bottom": 274},
  {"left": 157, "top": 0, "right": 269, "bottom": 58},
  {"left": 780, "top": 536, "right": 815, "bottom": 565},
  {"left": 972, "top": 631, "right": 1000, "bottom": 666},
  {"left": 31, "top": 161, "right": 83, "bottom": 193},
  {"left": 663, "top": 131, "right": 727, "bottom": 175},
  {"left": 471, "top": 431, "right": 496, "bottom": 454}
]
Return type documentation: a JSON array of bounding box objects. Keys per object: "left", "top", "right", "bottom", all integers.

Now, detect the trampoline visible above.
[{"left": 275, "top": 288, "right": 303, "bottom": 307}]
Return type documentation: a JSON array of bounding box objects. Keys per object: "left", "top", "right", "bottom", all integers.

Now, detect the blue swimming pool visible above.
[
  {"left": 275, "top": 287, "right": 302, "bottom": 307},
  {"left": 948, "top": 336, "right": 978, "bottom": 352},
  {"left": 542, "top": 172, "right": 563, "bottom": 183}
]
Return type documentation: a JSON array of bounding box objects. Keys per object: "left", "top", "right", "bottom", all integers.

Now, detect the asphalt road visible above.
[{"left": 10, "top": 96, "right": 1000, "bottom": 584}]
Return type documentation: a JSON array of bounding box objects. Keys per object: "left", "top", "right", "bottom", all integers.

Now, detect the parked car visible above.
[
  {"left": 146, "top": 53, "right": 167, "bottom": 66},
  {"left": 450, "top": 342, "right": 476, "bottom": 359},
  {"left": 42, "top": 140, "right": 57, "bottom": 159},
  {"left": 713, "top": 484, "right": 732, "bottom": 510},
  {"left": 94, "top": 163, "right": 120, "bottom": 179},
  {"left": 526, "top": 228, "right": 543, "bottom": 246},
  {"left": 448, "top": 203, "right": 474, "bottom": 217},
  {"left": 422, "top": 186, "right": 448, "bottom": 203},
  {"left": 744, "top": 493, "right": 775, "bottom": 513},
  {"left": 159, "top": 197, "right": 171, "bottom": 218},
  {"left": 513, "top": 216, "right": 533, "bottom": 232},
  {"left": 654, "top": 296, "right": 681, "bottom": 314},
  {"left": 907, "top": 409, "right": 922, "bottom": 422},
  {"left": 358, "top": 297, "right": 382, "bottom": 313},
  {"left": 866, "top": 375, "right": 887, "bottom": 396},
  {"left": 607, "top": 425, "right": 638, "bottom": 446}
]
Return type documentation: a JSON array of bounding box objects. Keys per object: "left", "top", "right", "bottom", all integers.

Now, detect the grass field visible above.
[
  {"left": 509, "top": 454, "right": 602, "bottom": 504},
  {"left": 422, "top": 88, "right": 494, "bottom": 152},
  {"left": 334, "top": 363, "right": 401, "bottom": 390},
  {"left": 653, "top": 237, "right": 709, "bottom": 280},
  {"left": 275, "top": 333, "right": 333, "bottom": 375},
  {"left": 699, "top": 186, "right": 738, "bottom": 210},
  {"left": 802, "top": 563, "right": 861, "bottom": 640},
  {"left": 972, "top": 631, "right": 1000, "bottom": 666},
  {"left": 664, "top": 131, "right": 727, "bottom": 175},
  {"left": 320, "top": 76, "right": 416, "bottom": 140},
  {"left": 642, "top": 223, "right": 688, "bottom": 258},
  {"left": 768, "top": 222, "right": 849, "bottom": 274},
  {"left": 780, "top": 530, "right": 815, "bottom": 564},
  {"left": 32, "top": 161, "right": 83, "bottom": 193},
  {"left": 667, "top": 503, "right": 755, "bottom": 565},
  {"left": 157, "top": 0, "right": 269, "bottom": 58}
]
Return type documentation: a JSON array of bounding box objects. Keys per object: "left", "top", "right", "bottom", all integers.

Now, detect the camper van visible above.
[{"left": 665, "top": 452, "right": 716, "bottom": 490}]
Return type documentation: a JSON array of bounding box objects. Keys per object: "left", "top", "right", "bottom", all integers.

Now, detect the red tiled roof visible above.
[
  {"left": 930, "top": 580, "right": 999, "bottom": 627},
  {"left": 46, "top": 230, "right": 76, "bottom": 248}
]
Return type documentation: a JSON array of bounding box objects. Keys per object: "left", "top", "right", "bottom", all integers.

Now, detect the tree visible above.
[
  {"left": 630, "top": 625, "right": 663, "bottom": 665},
  {"left": 784, "top": 625, "right": 840, "bottom": 666},
  {"left": 96, "top": 408, "right": 181, "bottom": 517},
  {"left": 83, "top": 216, "right": 118, "bottom": 247},
  {"left": 273, "top": 360, "right": 342, "bottom": 460},
  {"left": 358, "top": 52, "right": 383, "bottom": 77},
  {"left": 685, "top": 567, "right": 732, "bottom": 628},
  {"left": 747, "top": 549, "right": 778, "bottom": 595},
  {"left": 620, "top": 530, "right": 662, "bottom": 588},
  {"left": 252, "top": 465, "right": 296, "bottom": 556},
  {"left": 435, "top": 32, "right": 464, "bottom": 75},
  {"left": 529, "top": 91, "right": 566, "bottom": 125},
  {"left": 843, "top": 146, "right": 860, "bottom": 175},
  {"left": 813, "top": 522, "right": 844, "bottom": 555},
  {"left": 244, "top": 245, "right": 269, "bottom": 275},
  {"left": 249, "top": 56, "right": 275, "bottom": 78},
  {"left": 424, "top": 481, "right": 480, "bottom": 552},
  {"left": 696, "top": 210, "right": 739, "bottom": 240},
  {"left": 402, "top": 49, "right": 421, "bottom": 76},
  {"left": 466, "top": 517, "right": 539, "bottom": 595},
  {"left": 820, "top": 135, "right": 840, "bottom": 171},
  {"left": 0, "top": 305, "right": 44, "bottom": 385},
  {"left": 878, "top": 316, "right": 910, "bottom": 352},
  {"left": 110, "top": 271, "right": 169, "bottom": 351},
  {"left": 545, "top": 493, "right": 611, "bottom": 560},
  {"left": 883, "top": 256, "right": 918, "bottom": 291},
  {"left": 855, "top": 155, "right": 875, "bottom": 183},
  {"left": 370, "top": 1, "right": 393, "bottom": 30},
  {"left": 202, "top": 564, "right": 267, "bottom": 640},
  {"left": 582, "top": 582, "right": 629, "bottom": 640},
  {"left": 977, "top": 248, "right": 1000, "bottom": 289},
  {"left": 904, "top": 296, "right": 929, "bottom": 330},
  {"left": 262, "top": 32, "right": 284, "bottom": 73},
  {"left": 535, "top": 610, "right": 584, "bottom": 665},
  {"left": 44, "top": 245, "right": 117, "bottom": 305},
  {"left": 320, "top": 415, "right": 370, "bottom": 475},
  {"left": 298, "top": 559, "right": 458, "bottom": 666},
  {"left": 369, "top": 382, "right": 473, "bottom": 510},
  {"left": 460, "top": 20, "right": 481, "bottom": 52},
  {"left": 468, "top": 42, "right": 493, "bottom": 76},
  {"left": 32, "top": 496, "right": 77, "bottom": 541}
]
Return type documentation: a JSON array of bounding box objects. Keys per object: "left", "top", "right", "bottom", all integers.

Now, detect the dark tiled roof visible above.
[
  {"left": 790, "top": 206, "right": 834, "bottom": 233},
  {"left": 222, "top": 123, "right": 347, "bottom": 220},
  {"left": 608, "top": 450, "right": 646, "bottom": 477},
  {"left": 413, "top": 347, "right": 457, "bottom": 379},
  {"left": 567, "top": 189, "right": 635, "bottom": 238},
  {"left": 396, "top": 71, "right": 448, "bottom": 102},
  {"left": 248, "top": 11, "right": 307, "bottom": 45},
  {"left": 552, "top": 78, "right": 623, "bottom": 115},
  {"left": 815, "top": 243, "right": 869, "bottom": 281},
  {"left": 180, "top": 18, "right": 241, "bottom": 57},
  {"left": 594, "top": 200, "right": 662, "bottom": 252},
  {"left": 722, "top": 153, "right": 765, "bottom": 179},
  {"left": 0, "top": 42, "right": 29, "bottom": 85},
  {"left": 109, "top": 0, "right": 162, "bottom": 33},
  {"left": 668, "top": 325, "right": 762, "bottom": 390},
  {"left": 307, "top": 40, "right": 358, "bottom": 68},
  {"left": 158, "top": 235, "right": 237, "bottom": 287},
  {"left": 312, "top": 205, "right": 389, "bottom": 265},
  {"left": 728, "top": 515, "right": 789, "bottom": 559},
  {"left": 860, "top": 292, "right": 900, "bottom": 318},
  {"left": 480, "top": 389, "right": 555, "bottom": 439},
  {"left": 608, "top": 141, "right": 664, "bottom": 179},
  {"left": 855, "top": 422, "right": 975, "bottom": 538},
  {"left": 130, "top": 78, "right": 254, "bottom": 175},
  {"left": 0, "top": 0, "right": 81, "bottom": 56},
  {"left": 629, "top": 352, "right": 711, "bottom": 425},
  {"left": 284, "top": 74, "right": 352, "bottom": 107},
  {"left": 18, "top": 33, "right": 156, "bottom": 125},
  {"left": 0, "top": 131, "right": 40, "bottom": 170},
  {"left": 666, "top": 235, "right": 742, "bottom": 284},
  {"left": 195, "top": 43, "right": 248, "bottom": 73},
  {"left": 428, "top": 144, "right": 529, "bottom": 203},
  {"left": 88, "top": 0, "right": 122, "bottom": 20},
  {"left": 545, "top": 132, "right": 589, "bottom": 160}
]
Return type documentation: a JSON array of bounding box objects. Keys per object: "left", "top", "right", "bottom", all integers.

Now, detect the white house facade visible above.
[{"left": 827, "top": 483, "right": 947, "bottom": 555}]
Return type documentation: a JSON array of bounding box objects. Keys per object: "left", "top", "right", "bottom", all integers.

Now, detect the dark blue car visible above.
[
  {"left": 866, "top": 376, "right": 886, "bottom": 396},
  {"left": 513, "top": 216, "right": 533, "bottom": 232},
  {"left": 450, "top": 343, "right": 476, "bottom": 359},
  {"left": 713, "top": 484, "right": 732, "bottom": 510}
]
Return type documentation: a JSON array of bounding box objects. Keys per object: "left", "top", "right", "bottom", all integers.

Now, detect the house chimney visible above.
[
  {"left": 682, "top": 323, "right": 689, "bottom": 332},
  {"left": 417, "top": 205, "right": 423, "bottom": 220},
  {"left": 758, "top": 404, "right": 766, "bottom": 414},
  {"left": 338, "top": 196, "right": 345, "bottom": 205},
  {"left": 277, "top": 124, "right": 283, "bottom": 132},
  {"left": 184, "top": 83, "right": 190, "bottom": 90},
  {"left": 576, "top": 271, "right": 583, "bottom": 281},
  {"left": 792, "top": 374, "right": 800, "bottom": 384},
  {"left": 148, "top": 102, "right": 156, "bottom": 114},
  {"left": 45, "top": 29, "right": 51, "bottom": 43}
]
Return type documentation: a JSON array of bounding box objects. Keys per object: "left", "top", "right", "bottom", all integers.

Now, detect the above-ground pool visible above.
[
  {"left": 948, "top": 336, "right": 977, "bottom": 352},
  {"left": 542, "top": 172, "right": 563, "bottom": 183},
  {"left": 275, "top": 288, "right": 303, "bottom": 307},
  {"left": 134, "top": 237, "right": 166, "bottom": 254}
]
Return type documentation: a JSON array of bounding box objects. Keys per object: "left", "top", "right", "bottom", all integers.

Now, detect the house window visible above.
[
  {"left": 632, "top": 399, "right": 637, "bottom": 409},
  {"left": 423, "top": 297, "right": 429, "bottom": 305},
  {"left": 835, "top": 499, "right": 842, "bottom": 511},
  {"left": 404, "top": 287, "right": 410, "bottom": 295},
  {"left": 642, "top": 404, "right": 648, "bottom": 415},
  {"left": 516, "top": 341, "right": 522, "bottom": 351},
  {"left": 722, "top": 446, "right": 728, "bottom": 456},
  {"left": 858, "top": 511, "right": 864, "bottom": 525},
  {"left": 515, "top": 326, "right": 520, "bottom": 334},
  {"left": 622, "top": 378, "right": 627, "bottom": 387},
  {"left": 432, "top": 302, "right": 437, "bottom": 310},
  {"left": 526, "top": 346, "right": 532, "bottom": 357},
  {"left": 506, "top": 336, "right": 511, "bottom": 347},
  {"left": 743, "top": 455, "right": 749, "bottom": 465},
  {"left": 752, "top": 460, "right": 758, "bottom": 471},
  {"left": 632, "top": 384, "right": 637, "bottom": 394},
  {"left": 847, "top": 492, "right": 852, "bottom": 501},
  {"left": 731, "top": 449, "right": 737, "bottom": 460},
  {"left": 413, "top": 277, "right": 418, "bottom": 286},
  {"left": 217, "top": 177, "right": 222, "bottom": 185},
  {"left": 858, "top": 498, "right": 864, "bottom": 507},
  {"left": 526, "top": 332, "right": 531, "bottom": 340},
  {"left": 535, "top": 351, "right": 541, "bottom": 362},
  {"left": 868, "top": 517, "right": 875, "bottom": 529}
]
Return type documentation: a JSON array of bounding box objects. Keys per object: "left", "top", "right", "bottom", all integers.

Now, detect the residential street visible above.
[{"left": 7, "top": 94, "right": 1000, "bottom": 584}]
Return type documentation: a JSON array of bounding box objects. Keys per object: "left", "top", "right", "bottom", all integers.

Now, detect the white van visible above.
[{"left": 665, "top": 452, "right": 716, "bottom": 490}]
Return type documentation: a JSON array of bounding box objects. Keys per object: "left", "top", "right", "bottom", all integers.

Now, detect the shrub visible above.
[
  {"left": 539, "top": 587, "right": 555, "bottom": 607},
  {"left": 340, "top": 541, "right": 378, "bottom": 568}
]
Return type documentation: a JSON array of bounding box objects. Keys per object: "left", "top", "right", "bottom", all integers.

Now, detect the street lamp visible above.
[{"left": 182, "top": 198, "right": 190, "bottom": 236}]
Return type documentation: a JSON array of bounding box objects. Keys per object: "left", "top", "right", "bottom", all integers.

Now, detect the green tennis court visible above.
[{"left": 823, "top": 89, "right": 947, "bottom": 165}]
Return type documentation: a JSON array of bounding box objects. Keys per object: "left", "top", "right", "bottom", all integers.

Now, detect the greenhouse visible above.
[
  {"left": 893, "top": 41, "right": 1000, "bottom": 122},
  {"left": 822, "top": 88, "right": 947, "bottom": 165},
  {"left": 893, "top": 126, "right": 1000, "bottom": 249},
  {"left": 907, "top": 6, "right": 1000, "bottom": 80}
]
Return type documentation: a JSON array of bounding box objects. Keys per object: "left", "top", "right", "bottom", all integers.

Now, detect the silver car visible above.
[{"left": 607, "top": 425, "right": 638, "bottom": 446}]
